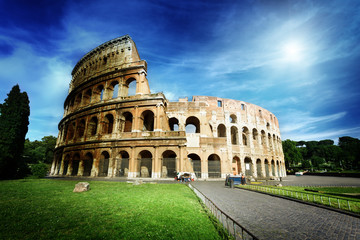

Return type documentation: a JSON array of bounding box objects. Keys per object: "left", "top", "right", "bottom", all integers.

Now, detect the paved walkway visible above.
[{"left": 191, "top": 181, "right": 360, "bottom": 240}]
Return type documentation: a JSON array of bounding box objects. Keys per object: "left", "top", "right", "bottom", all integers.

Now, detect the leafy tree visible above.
[
  {"left": 282, "top": 139, "right": 303, "bottom": 168},
  {"left": 0, "top": 85, "right": 30, "bottom": 179},
  {"left": 23, "top": 136, "right": 57, "bottom": 164}
]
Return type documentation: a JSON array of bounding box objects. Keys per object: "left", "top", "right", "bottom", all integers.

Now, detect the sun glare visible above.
[{"left": 283, "top": 42, "right": 303, "bottom": 62}]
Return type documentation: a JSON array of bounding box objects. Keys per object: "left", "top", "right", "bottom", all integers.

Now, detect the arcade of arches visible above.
[{"left": 50, "top": 35, "right": 286, "bottom": 179}]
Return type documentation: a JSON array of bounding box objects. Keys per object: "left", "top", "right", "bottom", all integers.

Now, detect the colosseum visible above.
[{"left": 50, "top": 35, "right": 286, "bottom": 180}]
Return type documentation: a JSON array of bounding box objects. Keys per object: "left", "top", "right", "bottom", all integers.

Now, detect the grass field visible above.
[
  {"left": 239, "top": 184, "right": 360, "bottom": 214},
  {"left": 0, "top": 179, "right": 225, "bottom": 240}
]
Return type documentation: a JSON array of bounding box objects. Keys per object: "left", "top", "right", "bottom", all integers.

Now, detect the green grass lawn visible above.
[
  {"left": 0, "top": 179, "right": 224, "bottom": 240},
  {"left": 239, "top": 184, "right": 360, "bottom": 214}
]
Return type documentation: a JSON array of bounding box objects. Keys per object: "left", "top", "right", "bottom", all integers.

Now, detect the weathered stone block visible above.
[{"left": 73, "top": 182, "right": 90, "bottom": 192}]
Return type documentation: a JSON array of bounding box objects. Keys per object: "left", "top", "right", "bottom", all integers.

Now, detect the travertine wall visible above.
[{"left": 50, "top": 35, "right": 286, "bottom": 179}]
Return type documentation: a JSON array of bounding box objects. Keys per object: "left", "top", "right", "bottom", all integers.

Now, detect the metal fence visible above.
[
  {"left": 242, "top": 185, "right": 360, "bottom": 213},
  {"left": 189, "top": 184, "right": 258, "bottom": 240}
]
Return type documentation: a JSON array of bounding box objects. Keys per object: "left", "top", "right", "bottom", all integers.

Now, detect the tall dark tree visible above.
[
  {"left": 338, "top": 136, "right": 360, "bottom": 170},
  {"left": 0, "top": 85, "right": 30, "bottom": 179}
]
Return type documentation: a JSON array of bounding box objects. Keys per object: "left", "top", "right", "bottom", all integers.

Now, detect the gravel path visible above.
[{"left": 191, "top": 181, "right": 360, "bottom": 240}]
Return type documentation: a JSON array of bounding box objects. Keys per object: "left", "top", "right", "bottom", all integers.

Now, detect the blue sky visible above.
[{"left": 0, "top": 0, "right": 359, "bottom": 143}]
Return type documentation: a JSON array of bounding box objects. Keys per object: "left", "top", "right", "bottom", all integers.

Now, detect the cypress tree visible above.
[{"left": 0, "top": 85, "right": 30, "bottom": 179}]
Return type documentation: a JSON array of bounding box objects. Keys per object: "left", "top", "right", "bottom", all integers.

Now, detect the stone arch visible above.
[
  {"left": 117, "top": 151, "right": 129, "bottom": 177},
  {"left": 268, "top": 133, "right": 273, "bottom": 149},
  {"left": 256, "top": 159, "right": 262, "bottom": 178},
  {"left": 69, "top": 98, "right": 75, "bottom": 112},
  {"left": 217, "top": 124, "right": 226, "bottom": 138},
  {"left": 244, "top": 157, "right": 252, "bottom": 176},
  {"left": 110, "top": 81, "right": 119, "bottom": 98},
  {"left": 125, "top": 77, "right": 137, "bottom": 96},
  {"left": 76, "top": 119, "right": 85, "bottom": 138},
  {"left": 98, "top": 151, "right": 110, "bottom": 177},
  {"left": 231, "top": 126, "right": 238, "bottom": 145},
  {"left": 266, "top": 122, "right": 270, "bottom": 130},
  {"left": 252, "top": 128, "right": 259, "bottom": 147},
  {"left": 67, "top": 121, "right": 75, "bottom": 140},
  {"left": 83, "top": 89, "right": 92, "bottom": 105},
  {"left": 276, "top": 160, "right": 280, "bottom": 177},
  {"left": 141, "top": 110, "right": 154, "bottom": 131},
  {"left": 87, "top": 116, "right": 98, "bottom": 136},
  {"left": 94, "top": 85, "right": 105, "bottom": 101},
  {"left": 185, "top": 116, "right": 200, "bottom": 133},
  {"left": 265, "top": 159, "right": 270, "bottom": 178},
  {"left": 188, "top": 153, "right": 201, "bottom": 178},
  {"left": 83, "top": 152, "right": 93, "bottom": 176},
  {"left": 103, "top": 114, "right": 114, "bottom": 134},
  {"left": 71, "top": 153, "right": 80, "bottom": 176},
  {"left": 242, "top": 127, "right": 249, "bottom": 146},
  {"left": 63, "top": 154, "right": 70, "bottom": 175},
  {"left": 229, "top": 114, "right": 237, "bottom": 123},
  {"left": 122, "top": 112, "right": 133, "bottom": 132},
  {"left": 169, "top": 117, "right": 179, "bottom": 131},
  {"left": 208, "top": 154, "right": 221, "bottom": 178},
  {"left": 138, "top": 150, "right": 152, "bottom": 178},
  {"left": 232, "top": 156, "right": 241, "bottom": 175},
  {"left": 75, "top": 93, "right": 82, "bottom": 108},
  {"left": 162, "top": 150, "right": 177, "bottom": 178},
  {"left": 261, "top": 130, "right": 266, "bottom": 146},
  {"left": 271, "top": 159, "right": 275, "bottom": 177}
]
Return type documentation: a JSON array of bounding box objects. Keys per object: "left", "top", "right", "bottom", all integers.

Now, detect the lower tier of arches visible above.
[{"left": 50, "top": 146, "right": 286, "bottom": 179}]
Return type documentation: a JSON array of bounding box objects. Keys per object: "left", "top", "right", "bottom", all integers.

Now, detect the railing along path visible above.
[{"left": 189, "top": 184, "right": 258, "bottom": 240}]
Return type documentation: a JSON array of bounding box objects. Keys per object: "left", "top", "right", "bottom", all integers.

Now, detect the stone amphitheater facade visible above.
[{"left": 50, "top": 35, "right": 286, "bottom": 179}]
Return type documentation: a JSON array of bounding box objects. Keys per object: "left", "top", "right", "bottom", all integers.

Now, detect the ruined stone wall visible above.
[{"left": 50, "top": 35, "right": 286, "bottom": 180}]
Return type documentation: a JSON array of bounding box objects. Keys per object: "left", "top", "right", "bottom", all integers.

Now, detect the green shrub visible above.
[{"left": 31, "top": 163, "right": 49, "bottom": 178}]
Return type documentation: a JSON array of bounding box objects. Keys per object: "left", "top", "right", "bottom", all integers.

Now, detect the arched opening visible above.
[
  {"left": 217, "top": 124, "right": 226, "bottom": 138},
  {"left": 83, "top": 89, "right": 92, "bottom": 105},
  {"left": 268, "top": 133, "right": 273, "bottom": 149},
  {"left": 62, "top": 124, "right": 68, "bottom": 142},
  {"left": 103, "top": 114, "right": 114, "bottom": 134},
  {"left": 141, "top": 110, "right": 154, "bottom": 131},
  {"left": 169, "top": 117, "right": 179, "bottom": 131},
  {"left": 87, "top": 117, "right": 98, "bottom": 136},
  {"left": 232, "top": 156, "right": 241, "bottom": 175},
  {"left": 111, "top": 81, "right": 119, "bottom": 98},
  {"left": 126, "top": 78, "right": 137, "bottom": 96},
  {"left": 244, "top": 157, "right": 252, "bottom": 176},
  {"left": 273, "top": 134, "right": 277, "bottom": 151},
  {"left": 266, "top": 122, "right": 270, "bottom": 130},
  {"left": 261, "top": 130, "right": 266, "bottom": 146},
  {"left": 117, "top": 151, "right": 129, "bottom": 177},
  {"left": 138, "top": 150, "right": 152, "bottom": 178},
  {"left": 83, "top": 153, "right": 93, "bottom": 176},
  {"left": 242, "top": 127, "right": 249, "bottom": 146},
  {"left": 71, "top": 154, "right": 80, "bottom": 176},
  {"left": 256, "top": 159, "right": 262, "bottom": 178},
  {"left": 188, "top": 153, "right": 201, "bottom": 178},
  {"left": 67, "top": 122, "right": 75, "bottom": 140},
  {"left": 229, "top": 114, "right": 237, "bottom": 123},
  {"left": 69, "top": 99, "right": 74, "bottom": 112},
  {"left": 94, "top": 85, "right": 104, "bottom": 101},
  {"left": 271, "top": 160, "right": 275, "bottom": 177},
  {"left": 252, "top": 128, "right": 258, "bottom": 147},
  {"left": 63, "top": 155, "right": 70, "bottom": 175},
  {"left": 76, "top": 119, "right": 85, "bottom": 138},
  {"left": 265, "top": 159, "right": 270, "bottom": 178},
  {"left": 208, "top": 154, "right": 221, "bottom": 178},
  {"left": 75, "top": 93, "right": 82, "bottom": 108},
  {"left": 162, "top": 150, "right": 177, "bottom": 178},
  {"left": 98, "top": 151, "right": 110, "bottom": 177},
  {"left": 123, "top": 112, "right": 133, "bottom": 132},
  {"left": 277, "top": 160, "right": 280, "bottom": 177},
  {"left": 185, "top": 116, "right": 200, "bottom": 133},
  {"left": 231, "top": 126, "right": 238, "bottom": 145}
]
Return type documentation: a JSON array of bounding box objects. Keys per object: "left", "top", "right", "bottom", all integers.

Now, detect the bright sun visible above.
[{"left": 283, "top": 42, "right": 303, "bottom": 61}]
